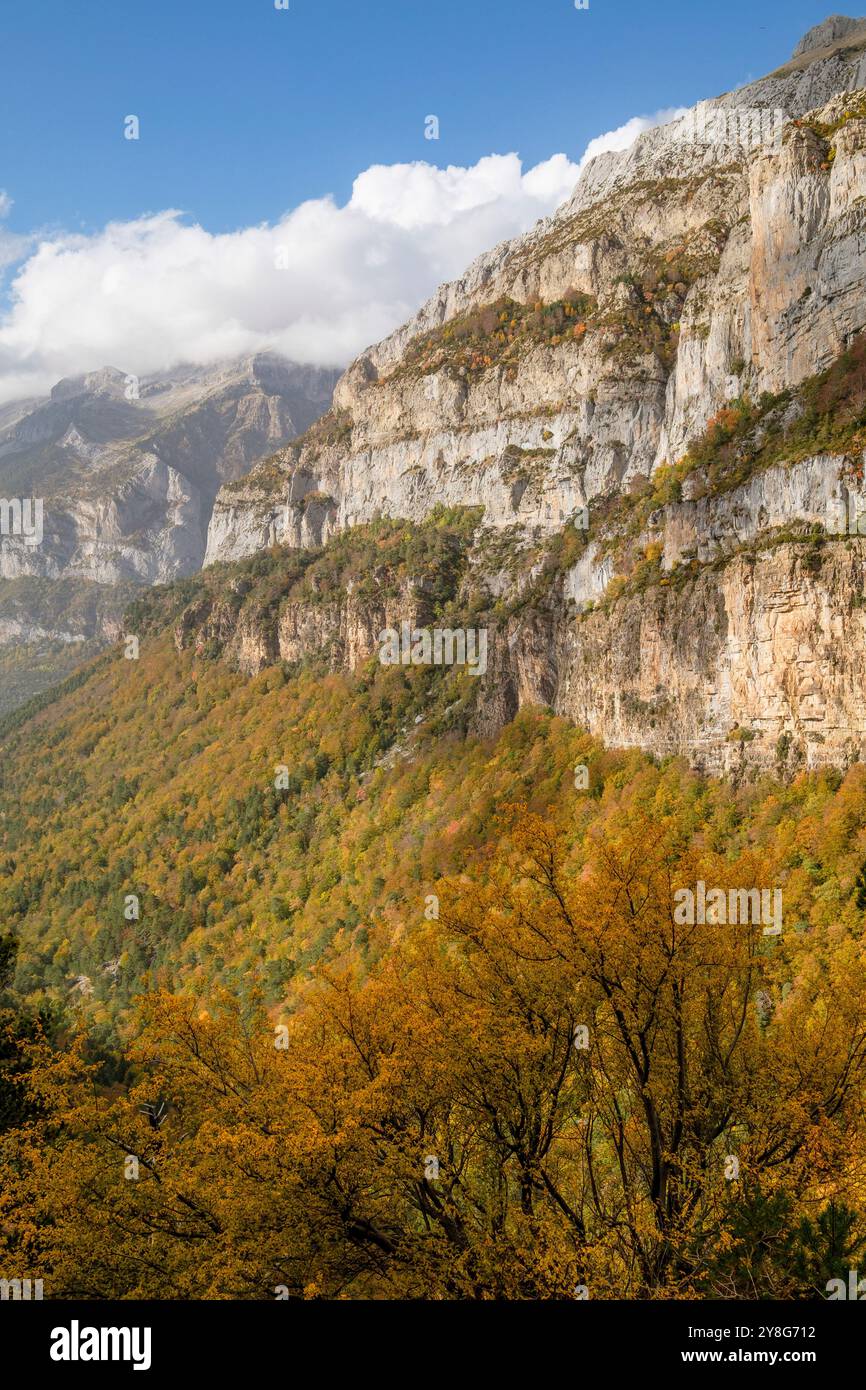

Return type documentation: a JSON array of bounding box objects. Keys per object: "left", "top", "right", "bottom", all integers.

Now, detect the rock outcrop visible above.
[
  {"left": 0, "top": 354, "right": 337, "bottom": 706},
  {"left": 197, "top": 22, "right": 866, "bottom": 778},
  {"left": 0, "top": 354, "right": 337, "bottom": 593},
  {"left": 793, "top": 14, "right": 866, "bottom": 59},
  {"left": 180, "top": 436, "right": 866, "bottom": 780},
  {"left": 205, "top": 42, "right": 866, "bottom": 567}
]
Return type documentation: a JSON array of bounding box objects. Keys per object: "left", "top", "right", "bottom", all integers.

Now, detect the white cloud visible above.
[{"left": 0, "top": 108, "right": 679, "bottom": 405}]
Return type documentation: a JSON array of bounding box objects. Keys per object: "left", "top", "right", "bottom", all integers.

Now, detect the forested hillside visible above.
[
  {"left": 1, "top": 512, "right": 866, "bottom": 1298},
  {"left": 4, "top": 7, "right": 866, "bottom": 1311}
]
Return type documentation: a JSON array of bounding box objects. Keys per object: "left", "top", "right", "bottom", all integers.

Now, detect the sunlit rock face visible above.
[
  {"left": 198, "top": 27, "right": 866, "bottom": 777},
  {"left": 206, "top": 33, "right": 866, "bottom": 568}
]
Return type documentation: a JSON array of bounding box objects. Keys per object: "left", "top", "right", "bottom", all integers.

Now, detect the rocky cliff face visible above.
[
  {"left": 205, "top": 34, "right": 866, "bottom": 568},
  {"left": 179, "top": 441, "right": 866, "bottom": 781},
  {"left": 793, "top": 14, "right": 866, "bottom": 59},
  {"left": 0, "top": 354, "right": 337, "bottom": 707},
  {"left": 0, "top": 354, "right": 337, "bottom": 591},
  {"left": 197, "top": 22, "right": 866, "bottom": 778}
]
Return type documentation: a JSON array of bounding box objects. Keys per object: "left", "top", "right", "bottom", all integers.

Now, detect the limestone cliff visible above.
[
  {"left": 178, "top": 437, "right": 866, "bottom": 781},
  {"left": 0, "top": 355, "right": 337, "bottom": 593},
  {"left": 206, "top": 36, "right": 866, "bottom": 566},
  {"left": 156, "top": 24, "right": 866, "bottom": 776},
  {"left": 0, "top": 354, "right": 337, "bottom": 708}
]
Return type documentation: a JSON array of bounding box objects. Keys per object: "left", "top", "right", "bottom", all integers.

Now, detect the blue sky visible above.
[
  {"left": 0, "top": 0, "right": 840, "bottom": 237},
  {"left": 0, "top": 0, "right": 852, "bottom": 400}
]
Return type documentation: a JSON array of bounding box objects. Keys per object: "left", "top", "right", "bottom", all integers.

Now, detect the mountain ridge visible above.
[
  {"left": 0, "top": 351, "right": 338, "bottom": 710},
  {"left": 195, "top": 31, "right": 866, "bottom": 777}
]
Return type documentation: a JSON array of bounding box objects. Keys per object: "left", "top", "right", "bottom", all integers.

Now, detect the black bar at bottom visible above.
[{"left": 2, "top": 1297, "right": 858, "bottom": 1377}]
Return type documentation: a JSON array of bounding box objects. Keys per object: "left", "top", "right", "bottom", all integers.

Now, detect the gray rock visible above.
[
  {"left": 198, "top": 36, "right": 866, "bottom": 778},
  {"left": 0, "top": 352, "right": 338, "bottom": 708},
  {"left": 792, "top": 15, "right": 866, "bottom": 60}
]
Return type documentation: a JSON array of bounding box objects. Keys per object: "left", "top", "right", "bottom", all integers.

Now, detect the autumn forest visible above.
[{"left": 1, "top": 514, "right": 866, "bottom": 1301}]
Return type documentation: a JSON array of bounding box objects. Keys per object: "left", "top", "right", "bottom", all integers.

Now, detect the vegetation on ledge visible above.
[{"left": 382, "top": 292, "right": 597, "bottom": 385}]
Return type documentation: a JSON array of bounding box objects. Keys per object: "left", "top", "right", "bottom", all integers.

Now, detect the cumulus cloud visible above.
[{"left": 0, "top": 108, "right": 680, "bottom": 404}]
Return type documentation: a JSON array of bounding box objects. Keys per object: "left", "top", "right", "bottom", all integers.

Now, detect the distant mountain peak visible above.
[
  {"left": 49, "top": 367, "right": 129, "bottom": 403},
  {"left": 792, "top": 14, "right": 866, "bottom": 59}
]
